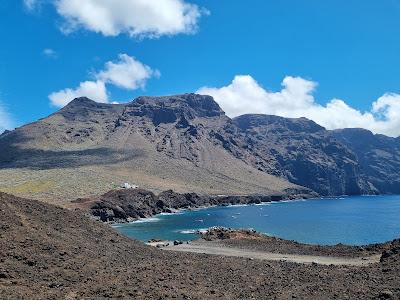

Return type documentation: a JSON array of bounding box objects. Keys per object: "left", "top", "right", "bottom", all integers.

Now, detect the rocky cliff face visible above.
[
  {"left": 332, "top": 129, "right": 400, "bottom": 194},
  {"left": 233, "top": 115, "right": 374, "bottom": 195},
  {"left": 0, "top": 94, "right": 398, "bottom": 199},
  {"left": 116, "top": 94, "right": 230, "bottom": 164}
]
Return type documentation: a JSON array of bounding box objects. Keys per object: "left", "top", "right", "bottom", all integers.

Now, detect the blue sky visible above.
[{"left": 0, "top": 0, "right": 400, "bottom": 136}]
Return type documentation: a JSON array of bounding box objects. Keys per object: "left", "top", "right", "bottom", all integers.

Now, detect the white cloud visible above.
[
  {"left": 49, "top": 80, "right": 108, "bottom": 107},
  {"left": 43, "top": 48, "right": 58, "bottom": 59},
  {"left": 54, "top": 0, "right": 205, "bottom": 38},
  {"left": 96, "top": 54, "right": 160, "bottom": 90},
  {"left": 197, "top": 75, "right": 400, "bottom": 137},
  {"left": 48, "top": 54, "right": 158, "bottom": 107}
]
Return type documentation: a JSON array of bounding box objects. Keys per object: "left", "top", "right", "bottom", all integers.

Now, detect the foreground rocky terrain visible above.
[
  {"left": 71, "top": 188, "right": 315, "bottom": 223},
  {"left": 0, "top": 94, "right": 399, "bottom": 204},
  {"left": 1, "top": 192, "right": 399, "bottom": 299}
]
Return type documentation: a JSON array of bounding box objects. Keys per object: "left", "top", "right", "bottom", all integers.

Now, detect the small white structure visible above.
[{"left": 121, "top": 182, "right": 139, "bottom": 189}]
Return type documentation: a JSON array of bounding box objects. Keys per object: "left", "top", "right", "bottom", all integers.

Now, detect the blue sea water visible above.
[{"left": 113, "top": 195, "right": 400, "bottom": 246}]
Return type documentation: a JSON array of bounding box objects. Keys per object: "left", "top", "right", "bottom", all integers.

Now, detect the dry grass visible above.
[
  {"left": 0, "top": 180, "right": 55, "bottom": 194},
  {"left": 0, "top": 153, "right": 297, "bottom": 207}
]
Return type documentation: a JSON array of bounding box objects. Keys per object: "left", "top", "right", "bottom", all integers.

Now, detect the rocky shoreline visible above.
[
  {"left": 73, "top": 188, "right": 400, "bottom": 261},
  {"left": 71, "top": 187, "right": 316, "bottom": 223},
  {"left": 148, "top": 227, "right": 399, "bottom": 263},
  {"left": 158, "top": 229, "right": 386, "bottom": 267},
  {"left": 72, "top": 188, "right": 400, "bottom": 260},
  {"left": 195, "top": 227, "right": 399, "bottom": 259}
]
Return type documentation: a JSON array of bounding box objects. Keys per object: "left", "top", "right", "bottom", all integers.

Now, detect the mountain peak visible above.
[
  {"left": 129, "top": 93, "right": 225, "bottom": 119},
  {"left": 57, "top": 97, "right": 124, "bottom": 122},
  {"left": 58, "top": 94, "right": 225, "bottom": 120},
  {"left": 59, "top": 97, "right": 103, "bottom": 113},
  {"left": 68, "top": 97, "right": 97, "bottom": 106}
]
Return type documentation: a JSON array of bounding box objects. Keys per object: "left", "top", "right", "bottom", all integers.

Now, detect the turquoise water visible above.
[{"left": 114, "top": 195, "right": 400, "bottom": 246}]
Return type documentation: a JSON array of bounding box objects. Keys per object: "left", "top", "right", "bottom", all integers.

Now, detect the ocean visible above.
[{"left": 114, "top": 195, "right": 400, "bottom": 245}]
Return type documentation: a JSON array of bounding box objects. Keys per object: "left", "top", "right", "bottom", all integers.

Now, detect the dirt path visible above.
[{"left": 162, "top": 242, "right": 381, "bottom": 266}]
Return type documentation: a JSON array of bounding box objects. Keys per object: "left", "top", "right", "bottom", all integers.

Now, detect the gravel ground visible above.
[
  {"left": 164, "top": 241, "right": 381, "bottom": 266},
  {"left": 199, "top": 228, "right": 391, "bottom": 258}
]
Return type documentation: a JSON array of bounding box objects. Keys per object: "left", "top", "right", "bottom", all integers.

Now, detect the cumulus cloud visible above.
[
  {"left": 197, "top": 75, "right": 400, "bottom": 137},
  {"left": 49, "top": 80, "right": 108, "bottom": 107},
  {"left": 54, "top": 0, "right": 205, "bottom": 38},
  {"left": 96, "top": 54, "right": 160, "bottom": 90},
  {"left": 49, "top": 54, "right": 158, "bottom": 107}
]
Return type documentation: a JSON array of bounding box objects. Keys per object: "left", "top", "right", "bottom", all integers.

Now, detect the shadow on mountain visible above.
[
  {"left": 0, "top": 146, "right": 143, "bottom": 170},
  {"left": 0, "top": 135, "right": 142, "bottom": 170}
]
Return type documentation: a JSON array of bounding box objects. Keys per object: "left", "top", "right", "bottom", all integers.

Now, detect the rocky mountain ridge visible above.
[{"left": 0, "top": 93, "right": 399, "bottom": 200}]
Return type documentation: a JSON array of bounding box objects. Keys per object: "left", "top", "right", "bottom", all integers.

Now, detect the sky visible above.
[{"left": 0, "top": 0, "right": 400, "bottom": 137}]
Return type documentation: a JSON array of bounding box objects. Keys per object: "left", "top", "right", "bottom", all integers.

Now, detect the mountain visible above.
[
  {"left": 0, "top": 94, "right": 398, "bottom": 204},
  {"left": 0, "top": 95, "right": 308, "bottom": 204}
]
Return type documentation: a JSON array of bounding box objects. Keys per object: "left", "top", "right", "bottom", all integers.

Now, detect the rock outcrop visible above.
[
  {"left": 332, "top": 128, "right": 400, "bottom": 194},
  {"left": 73, "top": 188, "right": 314, "bottom": 223}
]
